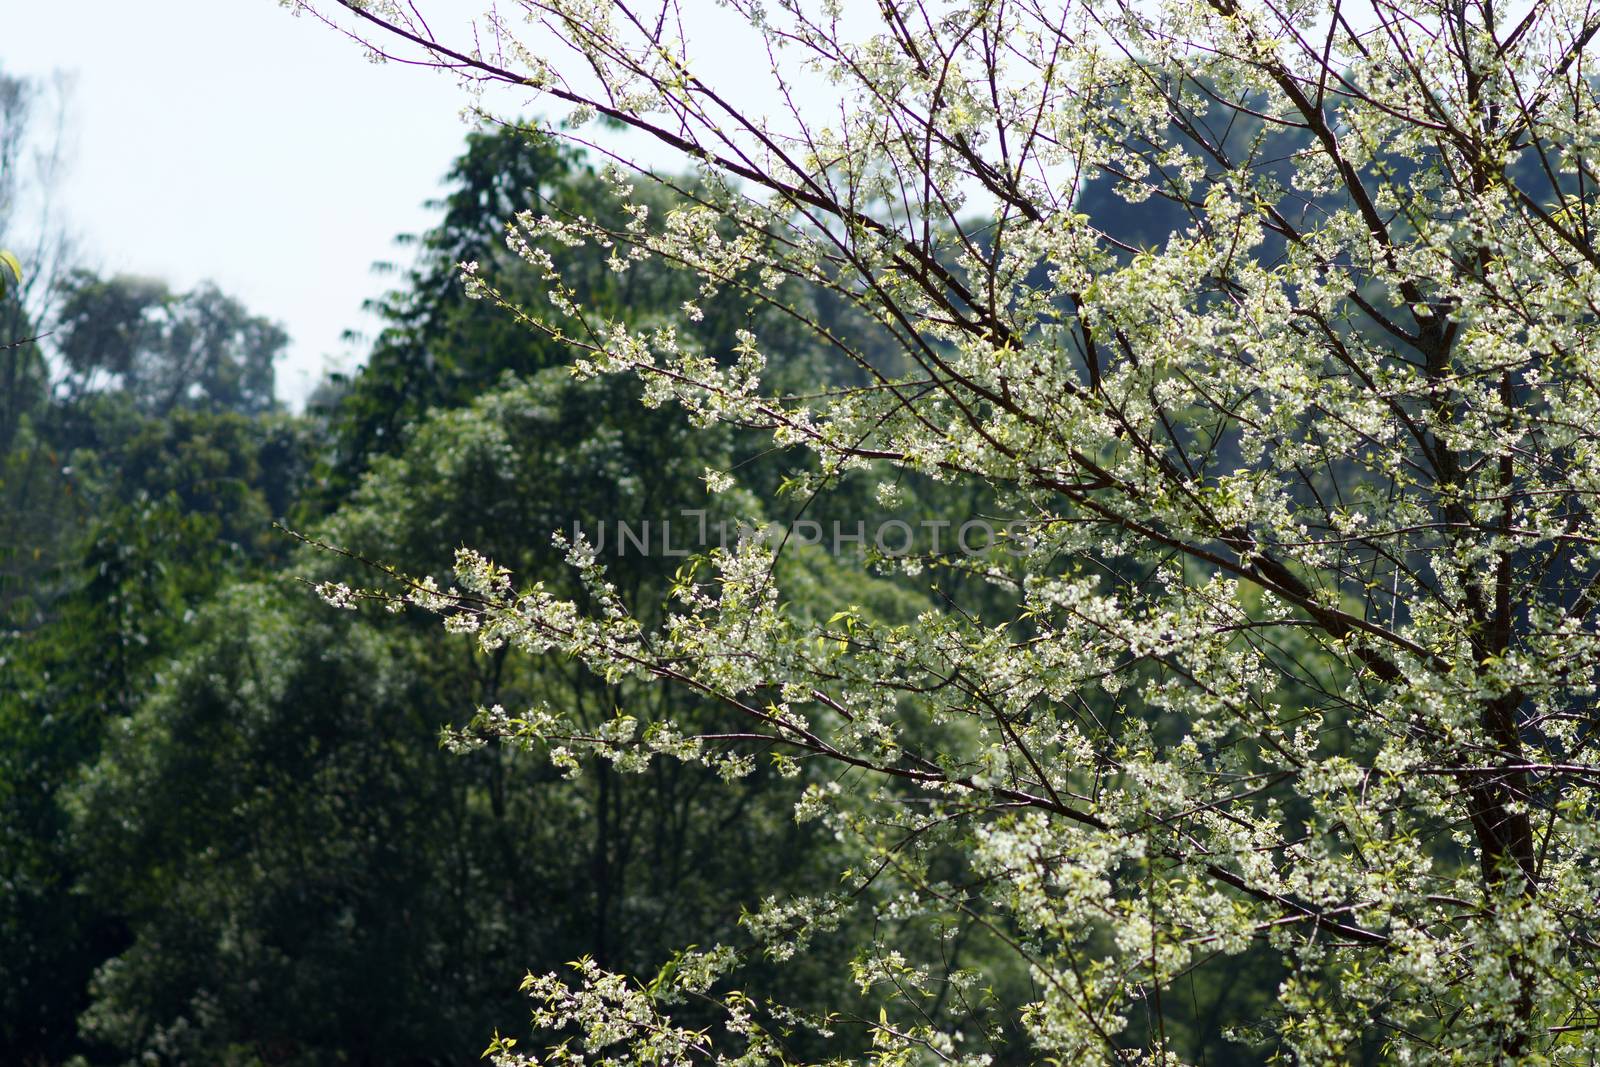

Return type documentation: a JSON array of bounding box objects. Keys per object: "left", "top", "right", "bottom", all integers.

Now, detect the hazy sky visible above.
[
  {"left": 2, "top": 1, "right": 481, "bottom": 405},
  {"left": 1, "top": 1, "right": 845, "bottom": 406}
]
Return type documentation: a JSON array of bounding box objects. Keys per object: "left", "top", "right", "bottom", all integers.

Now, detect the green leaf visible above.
[{"left": 0, "top": 249, "right": 21, "bottom": 297}]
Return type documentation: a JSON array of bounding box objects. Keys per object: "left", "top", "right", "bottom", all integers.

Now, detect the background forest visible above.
[{"left": 0, "top": 66, "right": 1288, "bottom": 1066}]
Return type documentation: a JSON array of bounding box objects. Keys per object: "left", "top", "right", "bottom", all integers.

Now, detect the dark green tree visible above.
[
  {"left": 54, "top": 273, "right": 284, "bottom": 418},
  {"left": 69, "top": 365, "right": 898, "bottom": 1065},
  {"left": 1, "top": 264, "right": 306, "bottom": 1061}
]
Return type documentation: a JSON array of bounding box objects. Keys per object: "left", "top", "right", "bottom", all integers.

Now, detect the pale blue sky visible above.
[
  {"left": 2, "top": 1, "right": 478, "bottom": 405},
  {"left": 0, "top": 1, "right": 839, "bottom": 406}
]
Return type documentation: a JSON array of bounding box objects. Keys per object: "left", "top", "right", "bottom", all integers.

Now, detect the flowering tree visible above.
[{"left": 292, "top": 0, "right": 1600, "bottom": 1061}]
